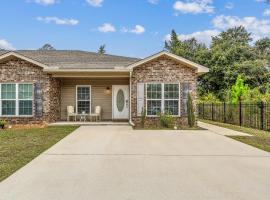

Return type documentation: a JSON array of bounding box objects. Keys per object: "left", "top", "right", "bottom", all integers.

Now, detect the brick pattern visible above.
[
  {"left": 131, "top": 55, "right": 197, "bottom": 127},
  {"left": 0, "top": 58, "right": 61, "bottom": 124}
]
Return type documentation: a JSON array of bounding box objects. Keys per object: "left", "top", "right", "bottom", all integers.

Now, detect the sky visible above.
[{"left": 0, "top": 0, "right": 270, "bottom": 58}]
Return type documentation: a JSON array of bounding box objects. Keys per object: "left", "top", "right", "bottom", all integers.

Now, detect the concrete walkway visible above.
[
  {"left": 0, "top": 125, "right": 269, "bottom": 200},
  {"left": 198, "top": 121, "right": 252, "bottom": 136}
]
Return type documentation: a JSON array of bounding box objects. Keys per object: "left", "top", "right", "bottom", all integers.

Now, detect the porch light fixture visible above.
[{"left": 106, "top": 87, "right": 111, "bottom": 94}]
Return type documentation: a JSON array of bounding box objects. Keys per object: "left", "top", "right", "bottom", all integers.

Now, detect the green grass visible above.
[
  {"left": 200, "top": 119, "right": 270, "bottom": 152},
  {"left": 0, "top": 126, "right": 78, "bottom": 182}
]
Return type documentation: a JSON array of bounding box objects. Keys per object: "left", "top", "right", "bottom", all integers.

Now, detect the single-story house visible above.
[{"left": 0, "top": 50, "right": 208, "bottom": 127}]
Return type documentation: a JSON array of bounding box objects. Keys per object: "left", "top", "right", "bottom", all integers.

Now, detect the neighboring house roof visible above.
[
  {"left": 127, "top": 51, "right": 209, "bottom": 74},
  {"left": 0, "top": 50, "right": 209, "bottom": 74},
  {"left": 0, "top": 50, "right": 140, "bottom": 69}
]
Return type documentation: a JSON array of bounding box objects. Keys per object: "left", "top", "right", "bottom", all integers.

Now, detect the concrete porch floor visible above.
[{"left": 49, "top": 121, "right": 130, "bottom": 126}]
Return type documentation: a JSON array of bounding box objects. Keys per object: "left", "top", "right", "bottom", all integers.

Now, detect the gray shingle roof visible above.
[{"left": 0, "top": 50, "right": 140, "bottom": 69}]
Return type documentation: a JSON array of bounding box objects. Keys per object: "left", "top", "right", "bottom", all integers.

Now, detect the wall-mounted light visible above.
[{"left": 106, "top": 87, "right": 110, "bottom": 94}]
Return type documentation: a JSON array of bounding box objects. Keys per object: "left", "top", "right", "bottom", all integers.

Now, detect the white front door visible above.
[{"left": 112, "top": 85, "right": 129, "bottom": 119}]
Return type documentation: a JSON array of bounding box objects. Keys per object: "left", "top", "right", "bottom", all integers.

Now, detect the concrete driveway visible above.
[{"left": 0, "top": 125, "right": 270, "bottom": 200}]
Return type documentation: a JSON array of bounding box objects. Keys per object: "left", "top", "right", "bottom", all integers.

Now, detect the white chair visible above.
[
  {"left": 67, "top": 106, "right": 77, "bottom": 121},
  {"left": 90, "top": 106, "right": 102, "bottom": 121}
]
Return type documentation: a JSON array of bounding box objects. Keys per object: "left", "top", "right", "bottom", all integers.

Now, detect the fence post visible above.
[
  {"left": 239, "top": 100, "right": 242, "bottom": 126},
  {"left": 223, "top": 102, "right": 226, "bottom": 123},
  {"left": 211, "top": 103, "right": 214, "bottom": 121},
  {"left": 260, "top": 101, "right": 264, "bottom": 130},
  {"left": 202, "top": 103, "right": 205, "bottom": 119}
]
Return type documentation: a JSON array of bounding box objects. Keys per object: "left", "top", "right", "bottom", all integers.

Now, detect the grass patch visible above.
[
  {"left": 229, "top": 136, "right": 270, "bottom": 152},
  {"left": 133, "top": 126, "right": 205, "bottom": 130},
  {"left": 199, "top": 119, "right": 270, "bottom": 152},
  {"left": 0, "top": 126, "right": 78, "bottom": 182}
]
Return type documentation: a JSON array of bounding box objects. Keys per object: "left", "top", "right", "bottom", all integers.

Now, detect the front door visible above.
[{"left": 112, "top": 85, "right": 129, "bottom": 119}]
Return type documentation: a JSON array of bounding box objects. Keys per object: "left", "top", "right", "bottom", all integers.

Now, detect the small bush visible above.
[
  {"left": 187, "top": 93, "right": 195, "bottom": 127},
  {"left": 158, "top": 112, "right": 174, "bottom": 128},
  {"left": 0, "top": 120, "right": 7, "bottom": 129}
]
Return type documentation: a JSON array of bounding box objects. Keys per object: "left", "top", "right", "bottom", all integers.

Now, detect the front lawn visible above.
[
  {"left": 0, "top": 126, "right": 78, "bottom": 182},
  {"left": 200, "top": 119, "right": 270, "bottom": 152}
]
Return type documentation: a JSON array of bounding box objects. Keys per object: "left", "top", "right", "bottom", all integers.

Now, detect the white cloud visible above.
[
  {"left": 263, "top": 9, "right": 270, "bottom": 16},
  {"left": 212, "top": 15, "right": 270, "bottom": 41},
  {"left": 173, "top": 0, "right": 214, "bottom": 14},
  {"left": 148, "top": 0, "right": 159, "bottom": 4},
  {"left": 0, "top": 39, "right": 16, "bottom": 50},
  {"left": 30, "top": 0, "right": 57, "bottom": 6},
  {"left": 121, "top": 25, "right": 145, "bottom": 34},
  {"left": 86, "top": 0, "right": 103, "bottom": 7},
  {"left": 178, "top": 30, "right": 220, "bottom": 46},
  {"left": 37, "top": 17, "right": 79, "bottom": 25},
  {"left": 225, "top": 2, "right": 234, "bottom": 10},
  {"left": 131, "top": 25, "right": 145, "bottom": 34},
  {"left": 98, "top": 23, "right": 116, "bottom": 33}
]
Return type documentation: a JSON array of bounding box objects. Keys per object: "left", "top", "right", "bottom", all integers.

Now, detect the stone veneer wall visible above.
[
  {"left": 0, "top": 58, "right": 61, "bottom": 124},
  {"left": 131, "top": 55, "right": 197, "bottom": 127}
]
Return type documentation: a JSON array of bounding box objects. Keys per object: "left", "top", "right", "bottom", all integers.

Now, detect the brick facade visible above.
[
  {"left": 0, "top": 58, "right": 61, "bottom": 124},
  {"left": 131, "top": 55, "right": 197, "bottom": 127}
]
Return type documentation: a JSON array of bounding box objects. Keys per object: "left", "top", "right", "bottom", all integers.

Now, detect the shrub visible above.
[
  {"left": 198, "top": 92, "right": 221, "bottom": 103},
  {"left": 187, "top": 93, "right": 195, "bottom": 127},
  {"left": 0, "top": 120, "right": 7, "bottom": 129},
  {"left": 140, "top": 108, "right": 146, "bottom": 128},
  {"left": 158, "top": 112, "right": 174, "bottom": 128}
]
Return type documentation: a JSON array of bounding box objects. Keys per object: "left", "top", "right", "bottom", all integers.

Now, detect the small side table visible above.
[{"left": 77, "top": 114, "right": 87, "bottom": 122}]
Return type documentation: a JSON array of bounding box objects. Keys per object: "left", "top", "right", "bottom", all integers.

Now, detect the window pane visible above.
[
  {"left": 77, "top": 101, "right": 90, "bottom": 114},
  {"left": 19, "top": 84, "right": 33, "bottom": 99},
  {"left": 1, "top": 84, "right": 16, "bottom": 99},
  {"left": 2, "top": 100, "right": 16, "bottom": 115},
  {"left": 19, "top": 100, "right": 33, "bottom": 115},
  {"left": 164, "top": 84, "right": 179, "bottom": 99},
  {"left": 164, "top": 100, "right": 179, "bottom": 115},
  {"left": 147, "top": 84, "right": 162, "bottom": 99},
  {"left": 147, "top": 100, "right": 161, "bottom": 115},
  {"left": 77, "top": 87, "right": 90, "bottom": 100}
]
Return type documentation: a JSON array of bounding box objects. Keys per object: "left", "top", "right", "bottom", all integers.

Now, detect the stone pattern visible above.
[
  {"left": 131, "top": 55, "right": 197, "bottom": 127},
  {"left": 0, "top": 58, "right": 61, "bottom": 124}
]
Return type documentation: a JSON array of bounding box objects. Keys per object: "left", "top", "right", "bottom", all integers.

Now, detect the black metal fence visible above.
[{"left": 198, "top": 102, "right": 270, "bottom": 131}]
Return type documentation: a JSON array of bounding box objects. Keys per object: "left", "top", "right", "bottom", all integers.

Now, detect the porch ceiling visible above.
[{"left": 48, "top": 71, "right": 130, "bottom": 78}]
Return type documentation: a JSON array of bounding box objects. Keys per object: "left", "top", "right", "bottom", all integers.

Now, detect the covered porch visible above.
[{"left": 51, "top": 71, "right": 131, "bottom": 122}]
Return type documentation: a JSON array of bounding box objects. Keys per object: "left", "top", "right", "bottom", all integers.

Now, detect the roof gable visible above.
[
  {"left": 0, "top": 51, "right": 49, "bottom": 69},
  {"left": 127, "top": 51, "right": 209, "bottom": 74}
]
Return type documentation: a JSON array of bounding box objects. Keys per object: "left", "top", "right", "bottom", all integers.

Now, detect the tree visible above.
[
  {"left": 231, "top": 75, "right": 249, "bottom": 103},
  {"left": 39, "top": 44, "right": 55, "bottom": 50},
  {"left": 187, "top": 93, "right": 195, "bottom": 127},
  {"left": 165, "top": 26, "right": 270, "bottom": 102},
  {"left": 200, "top": 26, "right": 254, "bottom": 99},
  {"left": 165, "top": 30, "right": 209, "bottom": 63},
  {"left": 98, "top": 44, "right": 106, "bottom": 54},
  {"left": 254, "top": 38, "right": 270, "bottom": 59}
]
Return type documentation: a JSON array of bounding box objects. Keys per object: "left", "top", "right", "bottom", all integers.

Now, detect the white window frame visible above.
[
  {"left": 76, "top": 85, "right": 91, "bottom": 115},
  {"left": 146, "top": 83, "right": 180, "bottom": 117},
  {"left": 0, "top": 83, "right": 34, "bottom": 117}
]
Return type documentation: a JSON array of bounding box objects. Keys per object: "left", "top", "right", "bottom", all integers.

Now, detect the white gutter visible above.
[
  {"left": 43, "top": 68, "right": 130, "bottom": 73},
  {"left": 129, "top": 70, "right": 135, "bottom": 127}
]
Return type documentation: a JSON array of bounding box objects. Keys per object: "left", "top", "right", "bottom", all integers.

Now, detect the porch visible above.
[{"left": 57, "top": 76, "right": 130, "bottom": 122}]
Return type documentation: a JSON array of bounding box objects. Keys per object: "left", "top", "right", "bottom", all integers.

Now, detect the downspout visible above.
[{"left": 129, "top": 70, "right": 135, "bottom": 126}]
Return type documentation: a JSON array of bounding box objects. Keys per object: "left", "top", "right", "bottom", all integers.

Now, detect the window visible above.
[
  {"left": 146, "top": 83, "right": 180, "bottom": 116},
  {"left": 164, "top": 84, "right": 179, "bottom": 115},
  {"left": 19, "top": 84, "right": 33, "bottom": 115},
  {"left": 0, "top": 83, "right": 33, "bottom": 116},
  {"left": 76, "top": 86, "right": 91, "bottom": 114}
]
